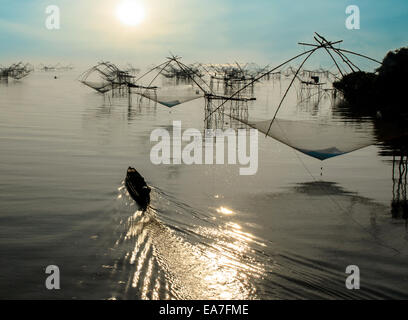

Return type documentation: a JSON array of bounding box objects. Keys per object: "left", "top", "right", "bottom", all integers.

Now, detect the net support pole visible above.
[{"left": 265, "top": 48, "right": 318, "bottom": 136}]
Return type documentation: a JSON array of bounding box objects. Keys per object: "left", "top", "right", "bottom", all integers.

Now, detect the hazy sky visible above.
[{"left": 0, "top": 0, "right": 407, "bottom": 68}]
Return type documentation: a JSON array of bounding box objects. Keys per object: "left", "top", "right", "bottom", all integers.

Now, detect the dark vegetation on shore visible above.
[
  {"left": 333, "top": 47, "right": 408, "bottom": 117},
  {"left": 333, "top": 47, "right": 408, "bottom": 221},
  {"left": 333, "top": 47, "right": 408, "bottom": 158}
]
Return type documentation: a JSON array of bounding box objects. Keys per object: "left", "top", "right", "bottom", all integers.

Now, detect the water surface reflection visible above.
[{"left": 108, "top": 184, "right": 268, "bottom": 300}]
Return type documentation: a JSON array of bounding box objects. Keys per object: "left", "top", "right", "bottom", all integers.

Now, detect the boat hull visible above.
[{"left": 125, "top": 167, "right": 151, "bottom": 210}]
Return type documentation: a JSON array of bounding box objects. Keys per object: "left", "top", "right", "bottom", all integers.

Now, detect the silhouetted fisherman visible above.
[{"left": 125, "top": 167, "right": 151, "bottom": 210}]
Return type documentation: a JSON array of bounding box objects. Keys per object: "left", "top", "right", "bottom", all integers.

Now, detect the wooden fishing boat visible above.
[{"left": 125, "top": 167, "right": 151, "bottom": 210}]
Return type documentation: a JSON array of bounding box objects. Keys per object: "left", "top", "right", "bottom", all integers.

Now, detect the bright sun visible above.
[{"left": 116, "top": 1, "right": 145, "bottom": 26}]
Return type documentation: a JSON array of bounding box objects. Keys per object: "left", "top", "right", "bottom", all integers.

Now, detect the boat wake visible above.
[{"left": 106, "top": 183, "right": 268, "bottom": 300}]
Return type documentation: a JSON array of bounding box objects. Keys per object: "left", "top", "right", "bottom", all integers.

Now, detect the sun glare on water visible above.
[
  {"left": 116, "top": 0, "right": 146, "bottom": 26},
  {"left": 216, "top": 207, "right": 235, "bottom": 215}
]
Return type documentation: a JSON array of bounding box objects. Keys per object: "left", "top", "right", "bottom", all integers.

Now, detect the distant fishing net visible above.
[
  {"left": 81, "top": 81, "right": 115, "bottom": 94},
  {"left": 79, "top": 61, "right": 135, "bottom": 94},
  {"left": 243, "top": 118, "right": 375, "bottom": 160},
  {"left": 135, "top": 85, "right": 204, "bottom": 108},
  {"left": 0, "top": 62, "right": 32, "bottom": 80}
]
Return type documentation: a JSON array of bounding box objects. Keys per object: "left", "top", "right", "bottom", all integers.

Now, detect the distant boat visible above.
[{"left": 125, "top": 167, "right": 151, "bottom": 210}]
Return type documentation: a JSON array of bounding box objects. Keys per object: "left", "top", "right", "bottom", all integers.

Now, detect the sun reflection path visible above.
[
  {"left": 110, "top": 186, "right": 269, "bottom": 299},
  {"left": 192, "top": 222, "right": 267, "bottom": 300},
  {"left": 216, "top": 206, "right": 235, "bottom": 215}
]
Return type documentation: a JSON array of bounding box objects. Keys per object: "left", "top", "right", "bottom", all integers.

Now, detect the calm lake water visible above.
[{"left": 0, "top": 71, "right": 407, "bottom": 299}]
